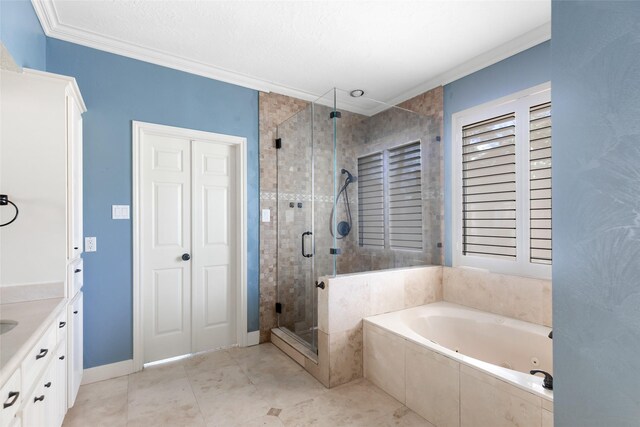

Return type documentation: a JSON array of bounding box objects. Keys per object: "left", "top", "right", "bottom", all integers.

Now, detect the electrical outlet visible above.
[{"left": 85, "top": 237, "right": 97, "bottom": 252}]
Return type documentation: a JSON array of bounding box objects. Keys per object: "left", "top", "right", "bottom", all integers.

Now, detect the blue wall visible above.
[
  {"left": 443, "top": 42, "right": 551, "bottom": 265},
  {"left": 47, "top": 39, "right": 260, "bottom": 368},
  {"left": 0, "top": 0, "right": 46, "bottom": 70},
  {"left": 552, "top": 2, "right": 640, "bottom": 425}
]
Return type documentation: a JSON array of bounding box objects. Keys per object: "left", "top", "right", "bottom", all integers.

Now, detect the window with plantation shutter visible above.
[
  {"left": 529, "top": 102, "right": 552, "bottom": 264},
  {"left": 388, "top": 141, "right": 423, "bottom": 250},
  {"left": 358, "top": 152, "right": 384, "bottom": 248},
  {"left": 462, "top": 114, "right": 516, "bottom": 259},
  {"left": 453, "top": 83, "right": 551, "bottom": 279}
]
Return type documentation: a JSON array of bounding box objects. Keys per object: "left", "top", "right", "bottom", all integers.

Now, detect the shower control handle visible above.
[
  {"left": 301, "top": 231, "right": 313, "bottom": 258},
  {"left": 315, "top": 281, "right": 325, "bottom": 290}
]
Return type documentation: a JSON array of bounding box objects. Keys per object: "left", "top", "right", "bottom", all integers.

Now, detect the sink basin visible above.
[{"left": 0, "top": 320, "right": 18, "bottom": 335}]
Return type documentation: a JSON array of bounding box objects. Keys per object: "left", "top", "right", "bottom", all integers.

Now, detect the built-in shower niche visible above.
[{"left": 274, "top": 87, "right": 443, "bottom": 355}]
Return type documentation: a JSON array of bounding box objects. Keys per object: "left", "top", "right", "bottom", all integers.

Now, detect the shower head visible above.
[{"left": 341, "top": 168, "right": 358, "bottom": 184}]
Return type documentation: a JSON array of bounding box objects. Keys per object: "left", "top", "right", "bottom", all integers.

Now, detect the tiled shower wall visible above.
[
  {"left": 336, "top": 88, "right": 444, "bottom": 274},
  {"left": 259, "top": 88, "right": 444, "bottom": 343}
]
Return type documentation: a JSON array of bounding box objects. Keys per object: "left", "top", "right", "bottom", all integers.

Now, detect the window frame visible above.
[{"left": 451, "top": 82, "right": 551, "bottom": 279}]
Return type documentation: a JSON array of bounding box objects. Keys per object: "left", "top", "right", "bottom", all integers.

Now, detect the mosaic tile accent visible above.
[{"left": 260, "top": 191, "right": 333, "bottom": 203}]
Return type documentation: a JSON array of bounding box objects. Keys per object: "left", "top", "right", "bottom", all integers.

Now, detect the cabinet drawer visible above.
[
  {"left": 0, "top": 369, "right": 21, "bottom": 426},
  {"left": 56, "top": 310, "right": 68, "bottom": 345},
  {"left": 21, "top": 359, "right": 55, "bottom": 427},
  {"left": 21, "top": 324, "right": 56, "bottom": 393},
  {"left": 68, "top": 258, "right": 83, "bottom": 297}
]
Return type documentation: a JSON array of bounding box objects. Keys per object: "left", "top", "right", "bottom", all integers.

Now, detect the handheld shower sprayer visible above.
[
  {"left": 341, "top": 168, "right": 358, "bottom": 184},
  {"left": 330, "top": 169, "right": 358, "bottom": 239}
]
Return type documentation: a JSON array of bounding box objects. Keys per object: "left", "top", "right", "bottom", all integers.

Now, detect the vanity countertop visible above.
[{"left": 0, "top": 297, "right": 67, "bottom": 385}]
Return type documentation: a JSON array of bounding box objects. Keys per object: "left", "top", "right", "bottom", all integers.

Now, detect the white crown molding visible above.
[
  {"left": 374, "top": 22, "right": 551, "bottom": 115},
  {"left": 31, "top": 0, "right": 376, "bottom": 115},
  {"left": 32, "top": 0, "right": 550, "bottom": 117}
]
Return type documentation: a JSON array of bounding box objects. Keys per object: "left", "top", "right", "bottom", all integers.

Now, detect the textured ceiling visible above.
[{"left": 38, "top": 0, "right": 551, "bottom": 114}]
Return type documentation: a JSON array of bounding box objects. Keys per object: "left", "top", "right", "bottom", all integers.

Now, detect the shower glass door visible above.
[
  {"left": 276, "top": 104, "right": 317, "bottom": 351},
  {"left": 276, "top": 90, "right": 339, "bottom": 354}
]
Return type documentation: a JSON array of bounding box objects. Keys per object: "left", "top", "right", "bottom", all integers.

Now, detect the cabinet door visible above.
[
  {"left": 24, "top": 359, "right": 57, "bottom": 427},
  {"left": 21, "top": 386, "right": 44, "bottom": 427},
  {"left": 67, "top": 95, "right": 83, "bottom": 260},
  {"left": 55, "top": 340, "right": 68, "bottom": 426},
  {"left": 41, "top": 358, "right": 57, "bottom": 427},
  {"left": 68, "top": 291, "right": 83, "bottom": 408}
]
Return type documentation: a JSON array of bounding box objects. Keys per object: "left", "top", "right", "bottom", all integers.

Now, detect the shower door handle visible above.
[{"left": 301, "top": 231, "right": 313, "bottom": 258}]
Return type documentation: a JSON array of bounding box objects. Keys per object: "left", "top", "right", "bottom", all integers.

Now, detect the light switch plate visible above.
[
  {"left": 261, "top": 208, "right": 270, "bottom": 223},
  {"left": 112, "top": 205, "right": 130, "bottom": 220},
  {"left": 85, "top": 237, "right": 97, "bottom": 252}
]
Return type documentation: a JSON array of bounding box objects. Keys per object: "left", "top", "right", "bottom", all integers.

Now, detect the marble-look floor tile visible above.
[
  {"left": 183, "top": 349, "right": 238, "bottom": 372},
  {"left": 74, "top": 375, "right": 129, "bottom": 402},
  {"left": 63, "top": 344, "right": 424, "bottom": 427},
  {"left": 278, "top": 379, "right": 403, "bottom": 426},
  {"left": 240, "top": 415, "right": 285, "bottom": 427},
  {"left": 230, "top": 344, "right": 296, "bottom": 377},
  {"left": 254, "top": 367, "right": 327, "bottom": 409},
  {"left": 127, "top": 376, "right": 204, "bottom": 427},
  {"left": 128, "top": 360, "right": 187, "bottom": 393},
  {"left": 63, "top": 396, "right": 128, "bottom": 427},
  {"left": 195, "top": 384, "right": 271, "bottom": 426},
  {"left": 63, "top": 377, "right": 128, "bottom": 427},
  {"left": 370, "top": 406, "right": 436, "bottom": 426},
  {"left": 187, "top": 363, "right": 252, "bottom": 397}
]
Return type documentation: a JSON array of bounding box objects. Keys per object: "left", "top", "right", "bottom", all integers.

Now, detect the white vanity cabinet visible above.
[
  {"left": 0, "top": 68, "right": 86, "bottom": 427},
  {"left": 19, "top": 317, "right": 68, "bottom": 427},
  {"left": 0, "top": 68, "right": 86, "bottom": 290},
  {"left": 0, "top": 303, "right": 69, "bottom": 427}
]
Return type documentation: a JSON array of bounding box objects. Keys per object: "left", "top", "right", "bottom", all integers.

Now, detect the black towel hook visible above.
[{"left": 0, "top": 194, "right": 19, "bottom": 227}]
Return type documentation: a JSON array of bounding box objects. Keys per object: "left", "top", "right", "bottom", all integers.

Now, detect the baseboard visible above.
[
  {"left": 82, "top": 359, "right": 135, "bottom": 385},
  {"left": 247, "top": 330, "right": 260, "bottom": 346}
]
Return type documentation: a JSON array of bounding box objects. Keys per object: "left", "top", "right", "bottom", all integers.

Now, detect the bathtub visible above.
[{"left": 364, "top": 302, "right": 554, "bottom": 427}]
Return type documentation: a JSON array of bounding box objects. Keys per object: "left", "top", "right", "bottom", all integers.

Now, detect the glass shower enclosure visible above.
[{"left": 275, "top": 88, "right": 442, "bottom": 354}]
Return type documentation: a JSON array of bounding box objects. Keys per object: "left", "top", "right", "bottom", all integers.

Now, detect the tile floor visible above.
[{"left": 63, "top": 343, "right": 433, "bottom": 426}]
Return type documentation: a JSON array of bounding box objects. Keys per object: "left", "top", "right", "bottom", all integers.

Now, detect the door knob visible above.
[{"left": 182, "top": 253, "right": 191, "bottom": 261}]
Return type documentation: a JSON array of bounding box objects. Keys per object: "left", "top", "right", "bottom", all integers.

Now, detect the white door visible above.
[
  {"left": 141, "top": 133, "right": 192, "bottom": 363},
  {"left": 192, "top": 141, "right": 237, "bottom": 352},
  {"left": 140, "top": 130, "right": 237, "bottom": 363}
]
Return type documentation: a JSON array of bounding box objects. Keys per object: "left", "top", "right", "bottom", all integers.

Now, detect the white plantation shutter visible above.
[
  {"left": 388, "top": 141, "right": 423, "bottom": 250},
  {"left": 462, "top": 113, "right": 517, "bottom": 259},
  {"left": 529, "top": 102, "right": 552, "bottom": 264},
  {"left": 454, "top": 84, "right": 552, "bottom": 278},
  {"left": 358, "top": 152, "right": 384, "bottom": 248}
]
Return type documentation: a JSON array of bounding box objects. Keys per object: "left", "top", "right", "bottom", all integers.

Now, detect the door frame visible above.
[{"left": 132, "top": 120, "right": 248, "bottom": 372}]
